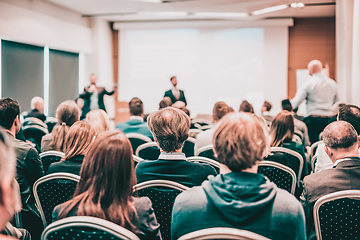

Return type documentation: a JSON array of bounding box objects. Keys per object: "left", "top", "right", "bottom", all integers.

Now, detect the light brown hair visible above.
[
  {"left": 213, "top": 112, "right": 266, "bottom": 171},
  {"left": 86, "top": 109, "right": 109, "bottom": 134},
  {"left": 263, "top": 101, "right": 272, "bottom": 112},
  {"left": 270, "top": 111, "right": 294, "bottom": 147},
  {"left": 213, "top": 101, "right": 231, "bottom": 121},
  {"left": 239, "top": 100, "right": 254, "bottom": 113}
]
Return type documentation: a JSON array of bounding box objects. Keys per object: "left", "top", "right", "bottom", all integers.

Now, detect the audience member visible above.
[
  {"left": 282, "top": 99, "right": 311, "bottom": 148},
  {"left": 116, "top": 97, "right": 153, "bottom": 139},
  {"left": 195, "top": 101, "right": 231, "bottom": 154},
  {"left": 41, "top": 100, "right": 80, "bottom": 152},
  {"left": 301, "top": 121, "right": 360, "bottom": 239},
  {"left": 75, "top": 97, "right": 85, "bottom": 120},
  {"left": 86, "top": 109, "right": 110, "bottom": 134},
  {"left": 0, "top": 98, "right": 44, "bottom": 239},
  {"left": 136, "top": 107, "right": 217, "bottom": 187},
  {"left": 171, "top": 112, "right": 306, "bottom": 239},
  {"left": 25, "top": 96, "right": 46, "bottom": 122},
  {"left": 53, "top": 131, "right": 162, "bottom": 240},
  {"left": 291, "top": 60, "right": 338, "bottom": 144},
  {"left": 159, "top": 97, "right": 172, "bottom": 109},
  {"left": 164, "top": 76, "right": 187, "bottom": 106},
  {"left": 328, "top": 102, "right": 346, "bottom": 124},
  {"left": 239, "top": 100, "right": 254, "bottom": 113},
  {"left": 47, "top": 121, "right": 96, "bottom": 175},
  {"left": 261, "top": 100, "right": 274, "bottom": 126}
]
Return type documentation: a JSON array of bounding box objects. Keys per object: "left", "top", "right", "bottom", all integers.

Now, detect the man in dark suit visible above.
[
  {"left": 25, "top": 96, "right": 46, "bottom": 122},
  {"left": 164, "top": 76, "right": 187, "bottom": 106},
  {"left": 300, "top": 120, "right": 360, "bottom": 240},
  {"left": 79, "top": 73, "right": 116, "bottom": 116}
]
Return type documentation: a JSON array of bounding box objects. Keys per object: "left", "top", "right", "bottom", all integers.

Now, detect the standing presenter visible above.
[{"left": 164, "top": 76, "right": 187, "bottom": 107}]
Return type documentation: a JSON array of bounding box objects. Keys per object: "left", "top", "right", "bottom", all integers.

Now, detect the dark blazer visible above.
[
  {"left": 164, "top": 89, "right": 187, "bottom": 105},
  {"left": 47, "top": 155, "right": 84, "bottom": 175},
  {"left": 300, "top": 157, "right": 360, "bottom": 239},
  {"left": 80, "top": 86, "right": 114, "bottom": 116},
  {"left": 25, "top": 109, "right": 46, "bottom": 122}
]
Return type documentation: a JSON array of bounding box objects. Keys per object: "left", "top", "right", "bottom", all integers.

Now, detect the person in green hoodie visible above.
[{"left": 171, "top": 112, "right": 306, "bottom": 240}]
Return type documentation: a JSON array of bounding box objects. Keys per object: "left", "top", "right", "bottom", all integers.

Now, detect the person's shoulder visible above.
[
  {"left": 185, "top": 161, "right": 217, "bottom": 174},
  {"left": 273, "top": 188, "right": 304, "bottom": 213},
  {"left": 303, "top": 168, "right": 334, "bottom": 187},
  {"left": 115, "top": 121, "right": 128, "bottom": 129},
  {"left": 173, "top": 186, "right": 207, "bottom": 212}
]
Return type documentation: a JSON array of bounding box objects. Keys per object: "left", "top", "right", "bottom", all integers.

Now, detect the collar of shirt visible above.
[
  {"left": 159, "top": 152, "right": 186, "bottom": 160},
  {"left": 130, "top": 116, "right": 144, "bottom": 122},
  {"left": 333, "top": 157, "right": 358, "bottom": 168},
  {"left": 171, "top": 87, "right": 180, "bottom": 95}
]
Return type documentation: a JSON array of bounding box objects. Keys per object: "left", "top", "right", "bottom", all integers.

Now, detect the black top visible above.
[
  {"left": 79, "top": 86, "right": 114, "bottom": 116},
  {"left": 164, "top": 89, "right": 187, "bottom": 105},
  {"left": 25, "top": 109, "right": 46, "bottom": 122},
  {"left": 47, "top": 155, "right": 84, "bottom": 175}
]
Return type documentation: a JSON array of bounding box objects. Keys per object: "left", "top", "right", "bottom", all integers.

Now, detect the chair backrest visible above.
[
  {"left": 33, "top": 173, "right": 80, "bottom": 228},
  {"left": 314, "top": 190, "right": 360, "bottom": 240},
  {"left": 258, "top": 161, "right": 297, "bottom": 194},
  {"left": 135, "top": 142, "right": 160, "bottom": 160},
  {"left": 134, "top": 180, "right": 189, "bottom": 240},
  {"left": 311, "top": 155, "right": 318, "bottom": 173},
  {"left": 189, "top": 129, "right": 202, "bottom": 139},
  {"left": 191, "top": 119, "right": 212, "bottom": 130},
  {"left": 45, "top": 117, "right": 58, "bottom": 133},
  {"left": 196, "top": 145, "right": 217, "bottom": 160},
  {"left": 267, "top": 147, "right": 303, "bottom": 186},
  {"left": 125, "top": 133, "right": 153, "bottom": 154},
  {"left": 39, "top": 151, "right": 65, "bottom": 174},
  {"left": 310, "top": 140, "right": 323, "bottom": 160},
  {"left": 178, "top": 228, "right": 270, "bottom": 240},
  {"left": 132, "top": 155, "right": 143, "bottom": 167},
  {"left": 22, "top": 117, "right": 49, "bottom": 147},
  {"left": 182, "top": 137, "right": 196, "bottom": 157},
  {"left": 41, "top": 216, "right": 140, "bottom": 240},
  {"left": 187, "top": 156, "right": 220, "bottom": 174}
]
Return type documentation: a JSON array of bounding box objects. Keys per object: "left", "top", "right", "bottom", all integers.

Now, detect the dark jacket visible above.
[
  {"left": 25, "top": 109, "right": 46, "bottom": 122},
  {"left": 172, "top": 172, "right": 306, "bottom": 240},
  {"left": 116, "top": 119, "right": 153, "bottom": 140},
  {"left": 80, "top": 86, "right": 114, "bottom": 116},
  {"left": 53, "top": 197, "right": 162, "bottom": 240},
  {"left": 164, "top": 89, "right": 187, "bottom": 105},
  {"left": 47, "top": 155, "right": 84, "bottom": 175},
  {"left": 300, "top": 157, "right": 360, "bottom": 240}
]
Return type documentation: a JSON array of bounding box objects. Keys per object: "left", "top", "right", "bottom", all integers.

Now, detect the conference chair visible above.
[
  {"left": 311, "top": 155, "right": 318, "bottom": 173},
  {"left": 191, "top": 119, "right": 212, "bottom": 131},
  {"left": 125, "top": 133, "right": 153, "bottom": 154},
  {"left": 196, "top": 145, "right": 217, "bottom": 160},
  {"left": 310, "top": 140, "right": 323, "bottom": 160},
  {"left": 258, "top": 161, "right": 297, "bottom": 195},
  {"left": 41, "top": 216, "right": 140, "bottom": 240},
  {"left": 134, "top": 180, "right": 189, "bottom": 240},
  {"left": 133, "top": 155, "right": 143, "bottom": 167},
  {"left": 187, "top": 156, "right": 220, "bottom": 174},
  {"left": 178, "top": 228, "right": 270, "bottom": 240},
  {"left": 39, "top": 151, "right": 65, "bottom": 174},
  {"left": 189, "top": 129, "right": 202, "bottom": 139},
  {"left": 182, "top": 137, "right": 196, "bottom": 157},
  {"left": 313, "top": 190, "right": 360, "bottom": 240},
  {"left": 44, "top": 117, "right": 58, "bottom": 133},
  {"left": 22, "top": 117, "right": 49, "bottom": 148},
  {"left": 135, "top": 142, "right": 160, "bottom": 160},
  {"left": 33, "top": 173, "right": 80, "bottom": 228}
]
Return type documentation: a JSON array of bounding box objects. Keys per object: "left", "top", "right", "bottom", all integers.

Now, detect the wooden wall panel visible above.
[{"left": 288, "top": 17, "right": 336, "bottom": 98}]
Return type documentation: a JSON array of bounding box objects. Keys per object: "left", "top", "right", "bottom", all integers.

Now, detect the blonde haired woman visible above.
[
  {"left": 86, "top": 109, "right": 110, "bottom": 134},
  {"left": 47, "top": 121, "right": 96, "bottom": 175}
]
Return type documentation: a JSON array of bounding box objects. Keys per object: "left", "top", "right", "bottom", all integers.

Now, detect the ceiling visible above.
[{"left": 44, "top": 0, "right": 335, "bottom": 22}]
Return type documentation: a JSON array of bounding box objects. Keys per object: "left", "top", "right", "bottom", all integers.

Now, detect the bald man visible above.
[
  {"left": 25, "top": 96, "right": 46, "bottom": 122},
  {"left": 291, "top": 60, "right": 338, "bottom": 143}
]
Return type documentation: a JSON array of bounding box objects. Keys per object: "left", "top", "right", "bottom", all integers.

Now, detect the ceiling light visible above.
[
  {"left": 291, "top": 2, "right": 305, "bottom": 8},
  {"left": 252, "top": 4, "right": 288, "bottom": 16},
  {"left": 138, "top": 11, "right": 189, "bottom": 17},
  {"left": 194, "top": 12, "right": 249, "bottom": 18}
]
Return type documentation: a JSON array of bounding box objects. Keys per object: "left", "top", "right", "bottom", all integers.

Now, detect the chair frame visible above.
[
  {"left": 196, "top": 145, "right": 214, "bottom": 158},
  {"left": 134, "top": 179, "right": 189, "bottom": 192},
  {"left": 33, "top": 173, "right": 80, "bottom": 228},
  {"left": 258, "top": 161, "right": 297, "bottom": 194},
  {"left": 22, "top": 117, "right": 48, "bottom": 129},
  {"left": 187, "top": 156, "right": 220, "bottom": 169},
  {"left": 310, "top": 140, "right": 323, "bottom": 160},
  {"left": 135, "top": 142, "right": 159, "bottom": 157},
  {"left": 39, "top": 151, "right": 65, "bottom": 159},
  {"left": 41, "top": 216, "right": 140, "bottom": 240},
  {"left": 311, "top": 155, "right": 317, "bottom": 173},
  {"left": 178, "top": 227, "right": 270, "bottom": 240},
  {"left": 133, "top": 155, "right": 143, "bottom": 163},
  {"left": 313, "top": 190, "right": 360, "bottom": 240},
  {"left": 270, "top": 147, "right": 303, "bottom": 186}
]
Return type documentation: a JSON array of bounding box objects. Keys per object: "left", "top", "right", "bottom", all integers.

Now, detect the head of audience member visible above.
[
  {"left": 281, "top": 99, "right": 293, "bottom": 112},
  {"left": 148, "top": 107, "right": 190, "bottom": 152},
  {"left": 322, "top": 121, "right": 360, "bottom": 163},
  {"left": 86, "top": 109, "right": 110, "bottom": 134},
  {"left": 180, "top": 107, "right": 190, "bottom": 117},
  {"left": 0, "top": 98, "right": 21, "bottom": 136},
  {"left": 129, "top": 97, "right": 144, "bottom": 117},
  {"left": 269, "top": 111, "right": 295, "bottom": 147},
  {"left": 57, "top": 131, "right": 137, "bottom": 231},
  {"left": 261, "top": 101, "right": 272, "bottom": 113},
  {"left": 239, "top": 100, "right": 254, "bottom": 113},
  {"left": 254, "top": 115, "right": 271, "bottom": 157},
  {"left": 307, "top": 59, "right": 323, "bottom": 76},
  {"left": 159, "top": 97, "right": 172, "bottom": 109},
  {"left": 75, "top": 98, "right": 84, "bottom": 110},
  {"left": 50, "top": 100, "right": 80, "bottom": 152},
  {"left": 170, "top": 76, "right": 177, "bottom": 88},
  {"left": 0, "top": 129, "right": 21, "bottom": 231},
  {"left": 172, "top": 101, "right": 185, "bottom": 109},
  {"left": 213, "top": 101, "right": 231, "bottom": 123},
  {"left": 332, "top": 102, "right": 346, "bottom": 116},
  {"left": 30, "top": 96, "right": 44, "bottom": 113},
  {"left": 338, "top": 104, "right": 360, "bottom": 135},
  {"left": 90, "top": 73, "right": 97, "bottom": 86},
  {"left": 63, "top": 121, "right": 97, "bottom": 161},
  {"left": 213, "top": 112, "right": 267, "bottom": 174}
]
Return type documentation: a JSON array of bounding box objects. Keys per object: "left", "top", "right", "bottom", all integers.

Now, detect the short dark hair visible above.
[
  {"left": 263, "top": 101, "right": 272, "bottom": 111},
  {"left": 170, "top": 76, "right": 176, "bottom": 81},
  {"left": 129, "top": 97, "right": 143, "bottom": 116},
  {"left": 281, "top": 99, "right": 293, "bottom": 112},
  {"left": 213, "top": 101, "right": 231, "bottom": 121},
  {"left": 323, "top": 121, "right": 358, "bottom": 149},
  {"left": 159, "top": 97, "right": 172, "bottom": 109},
  {"left": 338, "top": 104, "right": 360, "bottom": 135},
  {"left": 239, "top": 100, "right": 254, "bottom": 113},
  {"left": 0, "top": 98, "right": 20, "bottom": 130}
]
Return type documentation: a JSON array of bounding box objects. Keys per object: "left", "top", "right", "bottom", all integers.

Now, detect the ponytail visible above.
[{"left": 49, "top": 122, "right": 69, "bottom": 152}]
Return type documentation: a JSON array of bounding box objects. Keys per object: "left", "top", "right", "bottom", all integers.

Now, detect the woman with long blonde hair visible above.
[{"left": 86, "top": 109, "right": 110, "bottom": 134}]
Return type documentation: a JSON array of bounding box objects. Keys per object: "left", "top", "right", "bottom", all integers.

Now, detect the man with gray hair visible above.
[
  {"left": 301, "top": 121, "right": 360, "bottom": 239},
  {"left": 135, "top": 107, "right": 217, "bottom": 187},
  {"left": 25, "top": 96, "right": 46, "bottom": 122}
]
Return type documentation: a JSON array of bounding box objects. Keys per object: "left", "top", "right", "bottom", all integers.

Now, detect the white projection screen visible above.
[{"left": 118, "top": 26, "right": 288, "bottom": 116}]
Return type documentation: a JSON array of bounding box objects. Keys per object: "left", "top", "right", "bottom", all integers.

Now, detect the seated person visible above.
[
  {"left": 239, "top": 100, "right": 254, "bottom": 113},
  {"left": 116, "top": 97, "right": 153, "bottom": 140},
  {"left": 47, "top": 121, "right": 97, "bottom": 175},
  {"left": 261, "top": 100, "right": 274, "bottom": 126},
  {"left": 136, "top": 107, "right": 217, "bottom": 187},
  {"left": 41, "top": 100, "right": 80, "bottom": 152},
  {"left": 171, "top": 112, "right": 306, "bottom": 240},
  {"left": 159, "top": 97, "right": 172, "bottom": 109},
  {"left": 86, "top": 109, "right": 109, "bottom": 134},
  {"left": 53, "top": 131, "right": 161, "bottom": 240},
  {"left": 25, "top": 96, "right": 46, "bottom": 122}
]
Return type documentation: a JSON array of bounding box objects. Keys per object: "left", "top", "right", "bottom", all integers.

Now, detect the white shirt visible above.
[
  {"left": 130, "top": 116, "right": 144, "bottom": 122},
  {"left": 194, "top": 124, "right": 217, "bottom": 155},
  {"left": 171, "top": 87, "right": 180, "bottom": 100},
  {"left": 90, "top": 89, "right": 99, "bottom": 110},
  {"left": 291, "top": 73, "right": 338, "bottom": 116}
]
